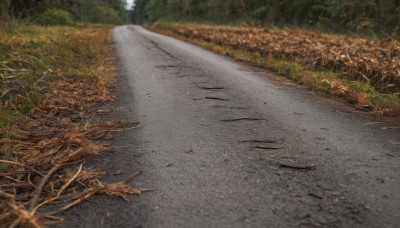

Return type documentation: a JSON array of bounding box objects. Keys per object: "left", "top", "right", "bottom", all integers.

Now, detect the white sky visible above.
[{"left": 126, "top": 0, "right": 134, "bottom": 9}]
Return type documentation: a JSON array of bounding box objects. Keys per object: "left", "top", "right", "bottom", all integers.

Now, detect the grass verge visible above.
[
  {"left": 0, "top": 24, "right": 141, "bottom": 227},
  {"left": 147, "top": 22, "right": 400, "bottom": 116}
]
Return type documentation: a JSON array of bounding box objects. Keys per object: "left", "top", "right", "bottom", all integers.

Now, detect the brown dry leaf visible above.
[{"left": 185, "top": 147, "right": 194, "bottom": 154}]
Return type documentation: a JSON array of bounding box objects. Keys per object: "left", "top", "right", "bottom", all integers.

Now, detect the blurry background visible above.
[
  {"left": 129, "top": 0, "right": 400, "bottom": 37},
  {"left": 0, "top": 0, "right": 128, "bottom": 25}
]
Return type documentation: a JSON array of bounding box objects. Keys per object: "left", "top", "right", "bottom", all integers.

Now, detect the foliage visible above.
[
  {"left": 132, "top": 0, "right": 400, "bottom": 36},
  {"left": 1, "top": 0, "right": 128, "bottom": 25},
  {"left": 87, "top": 4, "right": 125, "bottom": 24},
  {"left": 37, "top": 8, "right": 74, "bottom": 25},
  {"left": 130, "top": 0, "right": 148, "bottom": 24},
  {"left": 145, "top": 0, "right": 167, "bottom": 22}
]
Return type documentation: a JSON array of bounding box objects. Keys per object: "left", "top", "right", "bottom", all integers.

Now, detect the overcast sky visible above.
[{"left": 126, "top": 0, "right": 134, "bottom": 9}]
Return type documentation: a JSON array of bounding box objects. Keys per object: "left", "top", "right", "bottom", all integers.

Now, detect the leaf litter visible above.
[
  {"left": 0, "top": 25, "right": 141, "bottom": 227},
  {"left": 0, "top": 77, "right": 142, "bottom": 227},
  {"left": 166, "top": 24, "right": 400, "bottom": 93}
]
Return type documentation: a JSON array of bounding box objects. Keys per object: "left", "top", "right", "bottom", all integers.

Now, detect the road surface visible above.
[{"left": 59, "top": 26, "right": 400, "bottom": 228}]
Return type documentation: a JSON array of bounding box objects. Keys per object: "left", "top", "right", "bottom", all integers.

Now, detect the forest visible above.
[
  {"left": 131, "top": 0, "right": 400, "bottom": 36},
  {"left": 0, "top": 0, "right": 128, "bottom": 25}
]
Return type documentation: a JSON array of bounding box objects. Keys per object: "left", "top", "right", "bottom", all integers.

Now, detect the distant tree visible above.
[
  {"left": 37, "top": 8, "right": 74, "bottom": 25},
  {"left": 5, "top": 0, "right": 128, "bottom": 24},
  {"left": 145, "top": 0, "right": 167, "bottom": 22},
  {"left": 128, "top": 0, "right": 400, "bottom": 36},
  {"left": 0, "top": 0, "right": 10, "bottom": 21},
  {"left": 167, "top": 0, "right": 183, "bottom": 20},
  {"left": 131, "top": 0, "right": 148, "bottom": 24}
]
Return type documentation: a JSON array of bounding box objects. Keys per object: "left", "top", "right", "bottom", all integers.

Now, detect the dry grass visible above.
[
  {"left": 0, "top": 24, "right": 141, "bottom": 227},
  {"left": 148, "top": 22, "right": 400, "bottom": 115}
]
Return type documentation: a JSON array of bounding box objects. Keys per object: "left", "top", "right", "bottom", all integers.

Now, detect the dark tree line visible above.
[
  {"left": 0, "top": 0, "right": 128, "bottom": 25},
  {"left": 130, "top": 0, "right": 400, "bottom": 36}
]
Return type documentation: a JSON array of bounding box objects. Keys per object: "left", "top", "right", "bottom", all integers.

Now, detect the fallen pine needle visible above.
[
  {"left": 29, "top": 164, "right": 62, "bottom": 212},
  {"left": 0, "top": 160, "right": 22, "bottom": 166}
]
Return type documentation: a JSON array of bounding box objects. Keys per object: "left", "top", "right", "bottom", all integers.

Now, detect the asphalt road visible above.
[{"left": 59, "top": 26, "right": 400, "bottom": 228}]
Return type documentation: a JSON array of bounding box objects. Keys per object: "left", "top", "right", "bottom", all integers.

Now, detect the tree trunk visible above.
[{"left": 0, "top": 0, "right": 10, "bottom": 21}]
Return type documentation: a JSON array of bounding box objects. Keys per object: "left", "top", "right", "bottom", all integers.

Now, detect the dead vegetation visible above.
[
  {"left": 0, "top": 24, "right": 140, "bottom": 227},
  {"left": 164, "top": 23, "right": 400, "bottom": 92},
  {"left": 149, "top": 23, "right": 400, "bottom": 115}
]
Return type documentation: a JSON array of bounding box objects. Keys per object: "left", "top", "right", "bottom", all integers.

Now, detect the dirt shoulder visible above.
[{"left": 0, "top": 24, "right": 140, "bottom": 227}]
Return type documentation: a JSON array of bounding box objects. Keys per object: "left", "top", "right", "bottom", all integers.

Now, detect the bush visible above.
[
  {"left": 87, "top": 5, "right": 125, "bottom": 24},
  {"left": 37, "top": 8, "right": 74, "bottom": 26}
]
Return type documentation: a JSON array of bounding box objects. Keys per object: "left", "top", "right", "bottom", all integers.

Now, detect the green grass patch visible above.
[
  {"left": 0, "top": 24, "right": 114, "bottom": 126},
  {"left": 0, "top": 109, "right": 18, "bottom": 126}
]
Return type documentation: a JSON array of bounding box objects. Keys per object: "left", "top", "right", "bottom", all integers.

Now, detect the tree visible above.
[
  {"left": 0, "top": 0, "right": 11, "bottom": 21},
  {"left": 133, "top": 0, "right": 400, "bottom": 36},
  {"left": 131, "top": 0, "right": 148, "bottom": 24},
  {"left": 5, "top": 0, "right": 128, "bottom": 24},
  {"left": 145, "top": 0, "right": 167, "bottom": 22}
]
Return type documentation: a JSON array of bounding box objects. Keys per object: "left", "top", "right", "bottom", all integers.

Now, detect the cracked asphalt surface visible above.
[{"left": 58, "top": 26, "right": 400, "bottom": 228}]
